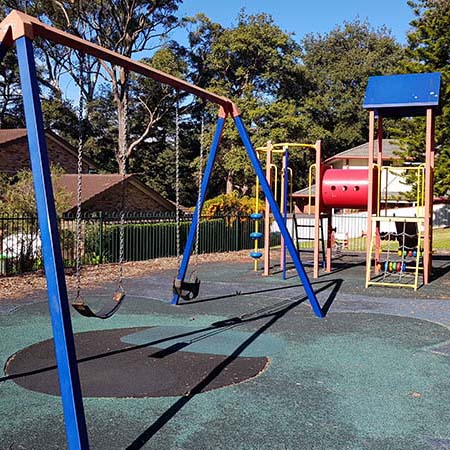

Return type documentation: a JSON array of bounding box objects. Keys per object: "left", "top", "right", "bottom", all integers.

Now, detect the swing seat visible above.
[
  {"left": 173, "top": 277, "right": 201, "bottom": 301},
  {"left": 71, "top": 289, "right": 126, "bottom": 319}
]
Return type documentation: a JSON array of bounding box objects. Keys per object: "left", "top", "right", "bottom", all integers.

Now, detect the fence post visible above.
[
  {"left": 98, "top": 211, "right": 103, "bottom": 264},
  {"left": 235, "top": 214, "right": 240, "bottom": 251}
]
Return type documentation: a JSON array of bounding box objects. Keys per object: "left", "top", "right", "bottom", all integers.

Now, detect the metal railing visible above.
[{"left": 2, "top": 205, "right": 450, "bottom": 276}]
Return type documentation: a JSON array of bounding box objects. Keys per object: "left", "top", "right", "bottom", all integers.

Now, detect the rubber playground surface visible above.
[{"left": 2, "top": 253, "right": 450, "bottom": 450}]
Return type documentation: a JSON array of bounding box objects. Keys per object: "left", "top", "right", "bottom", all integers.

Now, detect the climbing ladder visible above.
[{"left": 292, "top": 213, "right": 326, "bottom": 268}]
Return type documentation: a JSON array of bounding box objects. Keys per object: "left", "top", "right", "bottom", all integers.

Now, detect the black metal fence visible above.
[
  {"left": 0, "top": 212, "right": 281, "bottom": 276},
  {"left": 2, "top": 208, "right": 449, "bottom": 276}
]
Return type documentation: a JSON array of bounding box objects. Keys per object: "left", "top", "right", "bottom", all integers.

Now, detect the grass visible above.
[
  {"left": 431, "top": 227, "right": 450, "bottom": 253},
  {"left": 296, "top": 227, "right": 450, "bottom": 254}
]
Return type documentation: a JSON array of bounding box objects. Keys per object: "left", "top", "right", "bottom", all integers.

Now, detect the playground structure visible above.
[
  {"left": 250, "top": 141, "right": 332, "bottom": 279},
  {"left": 251, "top": 139, "right": 383, "bottom": 280},
  {"left": 292, "top": 72, "right": 440, "bottom": 290},
  {"left": 0, "top": 10, "right": 326, "bottom": 450},
  {"left": 363, "top": 72, "right": 441, "bottom": 290}
]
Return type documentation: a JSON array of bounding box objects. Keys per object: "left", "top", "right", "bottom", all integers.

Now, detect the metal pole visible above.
[
  {"left": 234, "top": 116, "right": 324, "bottom": 318},
  {"left": 16, "top": 36, "right": 89, "bottom": 449},
  {"left": 282, "top": 147, "right": 289, "bottom": 280},
  {"left": 171, "top": 116, "right": 225, "bottom": 305}
]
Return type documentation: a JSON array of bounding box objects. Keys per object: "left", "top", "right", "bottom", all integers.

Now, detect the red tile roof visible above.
[
  {"left": 54, "top": 174, "right": 132, "bottom": 210},
  {"left": 54, "top": 174, "right": 176, "bottom": 213},
  {"left": 0, "top": 128, "right": 28, "bottom": 145}
]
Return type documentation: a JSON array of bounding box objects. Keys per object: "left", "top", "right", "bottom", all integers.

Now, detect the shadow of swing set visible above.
[{"left": 0, "top": 10, "right": 442, "bottom": 450}]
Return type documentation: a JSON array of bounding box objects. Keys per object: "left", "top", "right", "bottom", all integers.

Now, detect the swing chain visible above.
[
  {"left": 175, "top": 90, "right": 181, "bottom": 259},
  {"left": 118, "top": 77, "right": 127, "bottom": 291},
  {"left": 75, "top": 52, "right": 85, "bottom": 301},
  {"left": 194, "top": 115, "right": 204, "bottom": 258}
]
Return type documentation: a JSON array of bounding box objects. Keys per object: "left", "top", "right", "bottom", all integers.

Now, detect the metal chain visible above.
[
  {"left": 75, "top": 53, "right": 85, "bottom": 301},
  {"left": 175, "top": 91, "right": 181, "bottom": 259},
  {"left": 118, "top": 80, "right": 127, "bottom": 291},
  {"left": 194, "top": 115, "right": 205, "bottom": 259}
]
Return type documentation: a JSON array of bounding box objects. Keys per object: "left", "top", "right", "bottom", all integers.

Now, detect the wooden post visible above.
[
  {"left": 375, "top": 115, "right": 383, "bottom": 268},
  {"left": 424, "top": 108, "right": 435, "bottom": 284},
  {"left": 313, "top": 140, "right": 323, "bottom": 278},
  {"left": 263, "top": 141, "right": 272, "bottom": 276},
  {"left": 365, "top": 111, "right": 376, "bottom": 285}
]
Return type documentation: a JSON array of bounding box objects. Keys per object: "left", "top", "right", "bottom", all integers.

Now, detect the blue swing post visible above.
[
  {"left": 171, "top": 115, "right": 226, "bottom": 305},
  {"left": 15, "top": 36, "right": 89, "bottom": 450},
  {"left": 234, "top": 117, "right": 324, "bottom": 318}
]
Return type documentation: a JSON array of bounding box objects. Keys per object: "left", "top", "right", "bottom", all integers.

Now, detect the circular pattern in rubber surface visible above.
[{"left": 5, "top": 327, "right": 269, "bottom": 398}]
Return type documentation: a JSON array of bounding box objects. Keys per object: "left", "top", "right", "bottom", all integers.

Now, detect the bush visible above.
[{"left": 202, "top": 192, "right": 263, "bottom": 220}]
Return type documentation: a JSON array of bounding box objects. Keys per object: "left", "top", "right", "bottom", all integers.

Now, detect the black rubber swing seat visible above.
[
  {"left": 173, "top": 277, "right": 201, "bottom": 301},
  {"left": 71, "top": 289, "right": 126, "bottom": 319}
]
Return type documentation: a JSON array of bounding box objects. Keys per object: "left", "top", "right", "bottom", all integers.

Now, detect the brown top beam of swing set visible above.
[{"left": 0, "top": 10, "right": 240, "bottom": 118}]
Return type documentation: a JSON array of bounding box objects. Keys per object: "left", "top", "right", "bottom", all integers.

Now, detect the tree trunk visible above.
[{"left": 226, "top": 172, "right": 234, "bottom": 194}]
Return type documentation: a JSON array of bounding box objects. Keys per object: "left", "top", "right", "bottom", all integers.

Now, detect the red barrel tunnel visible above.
[{"left": 321, "top": 168, "right": 378, "bottom": 209}]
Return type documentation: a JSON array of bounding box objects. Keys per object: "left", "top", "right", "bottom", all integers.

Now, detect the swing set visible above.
[{"left": 0, "top": 10, "right": 326, "bottom": 450}]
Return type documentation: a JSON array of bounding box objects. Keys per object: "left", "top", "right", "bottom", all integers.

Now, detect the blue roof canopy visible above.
[{"left": 363, "top": 72, "right": 441, "bottom": 117}]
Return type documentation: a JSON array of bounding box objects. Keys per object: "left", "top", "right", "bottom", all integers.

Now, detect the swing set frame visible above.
[{"left": 0, "top": 10, "right": 325, "bottom": 450}]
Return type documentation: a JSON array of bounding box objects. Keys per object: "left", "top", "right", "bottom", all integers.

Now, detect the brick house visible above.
[
  {"left": 0, "top": 128, "right": 97, "bottom": 174},
  {"left": 55, "top": 174, "right": 175, "bottom": 214},
  {"left": 0, "top": 129, "right": 175, "bottom": 214}
]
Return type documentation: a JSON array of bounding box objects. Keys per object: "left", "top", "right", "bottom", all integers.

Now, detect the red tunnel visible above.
[{"left": 321, "top": 168, "right": 378, "bottom": 209}]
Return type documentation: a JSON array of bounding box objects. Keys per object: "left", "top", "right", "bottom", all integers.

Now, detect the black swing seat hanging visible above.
[
  {"left": 173, "top": 274, "right": 201, "bottom": 301},
  {"left": 71, "top": 289, "right": 126, "bottom": 319}
]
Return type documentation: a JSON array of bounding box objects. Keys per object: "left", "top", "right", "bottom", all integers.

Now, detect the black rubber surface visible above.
[{"left": 5, "top": 327, "right": 269, "bottom": 398}]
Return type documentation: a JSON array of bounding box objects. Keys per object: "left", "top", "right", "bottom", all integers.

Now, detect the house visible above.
[
  {"left": 0, "top": 128, "right": 97, "bottom": 174},
  {"left": 292, "top": 139, "right": 405, "bottom": 213},
  {"left": 54, "top": 174, "right": 175, "bottom": 215},
  {"left": 0, "top": 129, "right": 176, "bottom": 215},
  {"left": 323, "top": 139, "right": 401, "bottom": 169}
]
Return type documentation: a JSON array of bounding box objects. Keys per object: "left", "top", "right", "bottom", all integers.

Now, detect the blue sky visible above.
[{"left": 175, "top": 0, "right": 415, "bottom": 44}]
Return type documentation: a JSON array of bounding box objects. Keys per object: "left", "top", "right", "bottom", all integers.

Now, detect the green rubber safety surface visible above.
[{"left": 2, "top": 306, "right": 450, "bottom": 449}]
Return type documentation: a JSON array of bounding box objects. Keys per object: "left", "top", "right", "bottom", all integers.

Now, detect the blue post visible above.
[
  {"left": 234, "top": 116, "right": 324, "bottom": 318},
  {"left": 172, "top": 116, "right": 226, "bottom": 305},
  {"left": 16, "top": 36, "right": 89, "bottom": 449},
  {"left": 282, "top": 148, "right": 289, "bottom": 280}
]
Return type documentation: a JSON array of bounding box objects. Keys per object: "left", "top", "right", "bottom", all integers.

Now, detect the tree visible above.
[
  {"left": 1, "top": 0, "right": 184, "bottom": 173},
  {"left": 300, "top": 20, "right": 404, "bottom": 157},
  {"left": 187, "top": 11, "right": 311, "bottom": 195},
  {"left": 0, "top": 50, "right": 24, "bottom": 128},
  {"left": 392, "top": 0, "right": 450, "bottom": 196},
  {"left": 0, "top": 166, "right": 70, "bottom": 215}
]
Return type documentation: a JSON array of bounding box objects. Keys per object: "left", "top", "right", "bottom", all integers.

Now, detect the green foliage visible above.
[
  {"left": 391, "top": 0, "right": 450, "bottom": 196},
  {"left": 188, "top": 11, "right": 309, "bottom": 194},
  {"left": 202, "top": 192, "right": 262, "bottom": 218},
  {"left": 0, "top": 166, "right": 70, "bottom": 215},
  {"left": 300, "top": 20, "right": 404, "bottom": 157}
]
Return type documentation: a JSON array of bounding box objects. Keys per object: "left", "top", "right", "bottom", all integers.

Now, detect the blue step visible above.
[
  {"left": 250, "top": 251, "right": 263, "bottom": 259},
  {"left": 250, "top": 212, "right": 263, "bottom": 220},
  {"left": 250, "top": 232, "right": 263, "bottom": 240}
]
